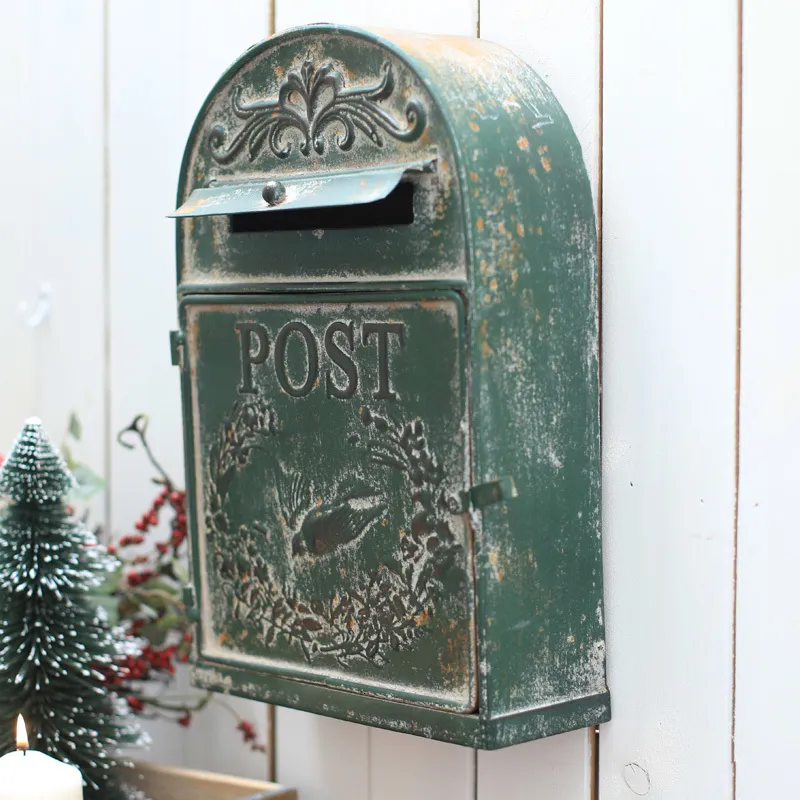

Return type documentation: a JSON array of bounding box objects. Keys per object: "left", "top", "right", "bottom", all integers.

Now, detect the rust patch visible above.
[
  {"left": 517, "top": 136, "right": 530, "bottom": 151},
  {"left": 178, "top": 195, "right": 209, "bottom": 215},
  {"left": 476, "top": 217, "right": 484, "bottom": 232},
  {"left": 414, "top": 609, "right": 431, "bottom": 626},
  {"left": 469, "top": 121, "right": 480, "bottom": 133},
  {"left": 538, "top": 145, "right": 552, "bottom": 172},
  {"left": 516, "top": 223, "right": 525, "bottom": 237},
  {"left": 488, "top": 549, "right": 504, "bottom": 582},
  {"left": 438, "top": 624, "right": 470, "bottom": 680}
]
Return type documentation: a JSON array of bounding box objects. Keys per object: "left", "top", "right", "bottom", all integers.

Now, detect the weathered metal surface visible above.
[{"left": 173, "top": 24, "right": 609, "bottom": 749}]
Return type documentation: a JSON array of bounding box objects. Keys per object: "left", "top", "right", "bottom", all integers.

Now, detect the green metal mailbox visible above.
[{"left": 171, "top": 24, "right": 609, "bottom": 749}]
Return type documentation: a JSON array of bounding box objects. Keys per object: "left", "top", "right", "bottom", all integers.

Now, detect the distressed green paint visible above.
[{"left": 173, "top": 24, "right": 609, "bottom": 749}]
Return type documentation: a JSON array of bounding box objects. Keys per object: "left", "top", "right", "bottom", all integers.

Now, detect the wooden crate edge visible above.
[{"left": 125, "top": 760, "right": 297, "bottom": 800}]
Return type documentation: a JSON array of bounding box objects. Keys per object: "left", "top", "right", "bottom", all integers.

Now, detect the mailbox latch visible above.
[
  {"left": 449, "top": 476, "right": 518, "bottom": 514},
  {"left": 182, "top": 585, "right": 199, "bottom": 623},
  {"left": 170, "top": 330, "right": 185, "bottom": 368}
]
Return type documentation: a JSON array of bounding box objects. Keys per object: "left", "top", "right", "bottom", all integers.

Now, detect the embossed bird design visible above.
[
  {"left": 276, "top": 465, "right": 385, "bottom": 557},
  {"left": 291, "top": 495, "right": 386, "bottom": 557}
]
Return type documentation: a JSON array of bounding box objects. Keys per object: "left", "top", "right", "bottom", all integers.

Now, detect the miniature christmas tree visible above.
[{"left": 0, "top": 418, "right": 145, "bottom": 800}]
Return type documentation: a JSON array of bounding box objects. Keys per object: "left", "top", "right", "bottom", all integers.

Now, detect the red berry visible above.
[
  {"left": 127, "top": 696, "right": 144, "bottom": 712},
  {"left": 135, "top": 520, "right": 146, "bottom": 531},
  {"left": 178, "top": 712, "right": 192, "bottom": 727}
]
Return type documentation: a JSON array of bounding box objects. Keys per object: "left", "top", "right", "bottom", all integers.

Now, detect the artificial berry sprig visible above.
[{"left": 99, "top": 414, "right": 266, "bottom": 755}]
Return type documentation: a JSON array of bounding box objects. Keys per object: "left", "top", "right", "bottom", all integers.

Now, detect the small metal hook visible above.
[{"left": 19, "top": 282, "right": 52, "bottom": 328}]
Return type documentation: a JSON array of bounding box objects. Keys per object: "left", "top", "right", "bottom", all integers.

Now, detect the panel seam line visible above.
[
  {"left": 102, "top": 0, "right": 112, "bottom": 535},
  {"left": 731, "top": 0, "right": 743, "bottom": 796}
]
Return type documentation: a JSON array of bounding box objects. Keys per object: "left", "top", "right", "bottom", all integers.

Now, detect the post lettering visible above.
[
  {"left": 235, "top": 322, "right": 269, "bottom": 395},
  {"left": 274, "top": 321, "right": 319, "bottom": 398},
  {"left": 362, "top": 322, "right": 405, "bottom": 401},
  {"left": 325, "top": 321, "right": 358, "bottom": 399},
  {"left": 235, "top": 319, "right": 407, "bottom": 400}
]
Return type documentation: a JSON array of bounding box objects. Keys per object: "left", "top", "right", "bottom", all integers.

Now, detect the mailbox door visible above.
[{"left": 182, "top": 291, "right": 476, "bottom": 711}]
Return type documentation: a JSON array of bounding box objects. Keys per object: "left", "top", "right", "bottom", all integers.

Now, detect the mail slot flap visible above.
[{"left": 171, "top": 163, "right": 428, "bottom": 219}]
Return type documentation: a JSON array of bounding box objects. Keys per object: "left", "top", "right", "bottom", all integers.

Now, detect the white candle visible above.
[{"left": 0, "top": 717, "right": 83, "bottom": 800}]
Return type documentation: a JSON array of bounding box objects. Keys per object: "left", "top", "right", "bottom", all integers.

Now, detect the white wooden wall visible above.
[{"left": 0, "top": 1, "right": 796, "bottom": 797}]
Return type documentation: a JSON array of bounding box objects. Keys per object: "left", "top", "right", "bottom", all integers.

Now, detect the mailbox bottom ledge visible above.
[{"left": 191, "top": 661, "right": 610, "bottom": 750}]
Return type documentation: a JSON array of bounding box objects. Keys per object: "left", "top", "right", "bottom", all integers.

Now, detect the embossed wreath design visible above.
[
  {"left": 204, "top": 397, "right": 464, "bottom": 666},
  {"left": 208, "top": 60, "right": 427, "bottom": 162}
]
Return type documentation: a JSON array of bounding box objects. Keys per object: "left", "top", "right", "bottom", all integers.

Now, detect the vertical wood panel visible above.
[
  {"left": 275, "top": 0, "right": 476, "bottom": 36},
  {"left": 369, "top": 732, "right": 474, "bottom": 800},
  {"left": 0, "top": 1, "right": 104, "bottom": 471},
  {"left": 600, "top": 1, "right": 738, "bottom": 797},
  {"left": 478, "top": 731, "right": 591, "bottom": 800},
  {"left": 271, "top": 5, "right": 474, "bottom": 799},
  {"left": 30, "top": 0, "right": 106, "bottom": 520},
  {"left": 476, "top": 2, "right": 600, "bottom": 797},
  {"left": 0, "top": 2, "right": 38, "bottom": 449},
  {"left": 480, "top": 0, "right": 600, "bottom": 199},
  {"left": 108, "top": 0, "right": 270, "bottom": 778},
  {"left": 736, "top": 0, "right": 800, "bottom": 795},
  {"left": 276, "top": 710, "right": 369, "bottom": 800}
]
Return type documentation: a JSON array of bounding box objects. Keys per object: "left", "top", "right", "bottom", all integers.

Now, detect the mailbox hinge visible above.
[
  {"left": 182, "top": 585, "right": 199, "bottom": 623},
  {"left": 449, "top": 476, "right": 518, "bottom": 513},
  {"left": 170, "top": 330, "right": 185, "bottom": 368}
]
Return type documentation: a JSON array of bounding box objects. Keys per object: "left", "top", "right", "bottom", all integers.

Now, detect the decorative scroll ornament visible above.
[
  {"left": 208, "top": 60, "right": 427, "bottom": 162},
  {"left": 205, "top": 399, "right": 465, "bottom": 667}
]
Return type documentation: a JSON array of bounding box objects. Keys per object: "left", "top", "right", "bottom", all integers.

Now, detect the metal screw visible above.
[{"left": 262, "top": 180, "right": 286, "bottom": 205}]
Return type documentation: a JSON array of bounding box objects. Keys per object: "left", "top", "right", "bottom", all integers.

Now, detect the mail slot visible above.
[{"left": 171, "top": 24, "right": 609, "bottom": 749}]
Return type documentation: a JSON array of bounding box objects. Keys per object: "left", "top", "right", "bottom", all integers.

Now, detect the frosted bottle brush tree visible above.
[{"left": 0, "top": 418, "right": 146, "bottom": 800}]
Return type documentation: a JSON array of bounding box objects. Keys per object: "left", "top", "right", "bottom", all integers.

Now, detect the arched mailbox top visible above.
[{"left": 175, "top": 25, "right": 594, "bottom": 299}]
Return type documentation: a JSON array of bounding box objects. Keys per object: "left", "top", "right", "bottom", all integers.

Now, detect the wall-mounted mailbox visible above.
[{"left": 171, "top": 24, "right": 609, "bottom": 749}]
